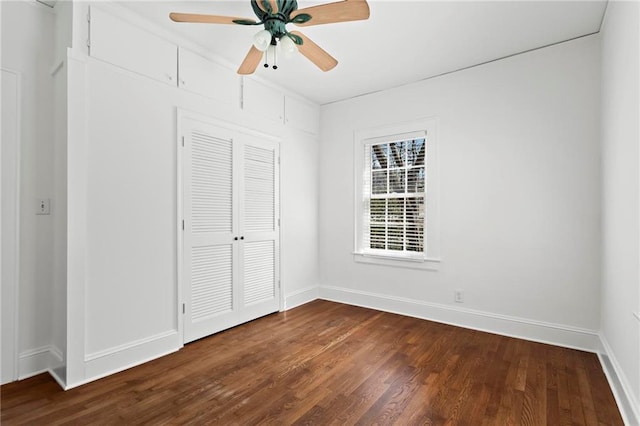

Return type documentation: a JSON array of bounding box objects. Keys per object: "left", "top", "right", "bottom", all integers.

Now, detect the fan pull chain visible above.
[
  {"left": 273, "top": 45, "right": 278, "bottom": 70},
  {"left": 263, "top": 44, "right": 278, "bottom": 70}
]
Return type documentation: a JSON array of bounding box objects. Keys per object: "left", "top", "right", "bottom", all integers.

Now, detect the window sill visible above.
[{"left": 353, "top": 252, "right": 441, "bottom": 271}]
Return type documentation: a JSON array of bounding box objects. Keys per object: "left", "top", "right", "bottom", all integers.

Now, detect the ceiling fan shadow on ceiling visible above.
[{"left": 169, "top": 0, "right": 370, "bottom": 75}]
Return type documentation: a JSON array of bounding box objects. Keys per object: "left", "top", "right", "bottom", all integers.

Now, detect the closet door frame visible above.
[{"left": 176, "top": 109, "right": 282, "bottom": 344}]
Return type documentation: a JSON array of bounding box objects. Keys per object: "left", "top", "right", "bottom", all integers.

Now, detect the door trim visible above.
[
  {"left": 1, "top": 67, "right": 22, "bottom": 384},
  {"left": 176, "top": 108, "right": 283, "bottom": 344}
]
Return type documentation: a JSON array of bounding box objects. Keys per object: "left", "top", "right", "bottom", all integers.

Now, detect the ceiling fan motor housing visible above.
[
  {"left": 251, "top": 0, "right": 302, "bottom": 42},
  {"left": 251, "top": 0, "right": 299, "bottom": 20},
  {"left": 264, "top": 17, "right": 288, "bottom": 41}
]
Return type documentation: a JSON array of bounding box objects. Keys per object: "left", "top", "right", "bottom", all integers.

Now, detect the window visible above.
[
  {"left": 365, "top": 138, "right": 425, "bottom": 255},
  {"left": 354, "top": 120, "right": 440, "bottom": 269}
]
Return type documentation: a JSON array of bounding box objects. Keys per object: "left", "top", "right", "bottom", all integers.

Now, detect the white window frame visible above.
[{"left": 354, "top": 118, "right": 440, "bottom": 270}]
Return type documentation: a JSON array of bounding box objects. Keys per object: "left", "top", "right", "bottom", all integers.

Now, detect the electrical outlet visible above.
[
  {"left": 454, "top": 289, "right": 464, "bottom": 303},
  {"left": 36, "top": 198, "right": 50, "bottom": 215}
]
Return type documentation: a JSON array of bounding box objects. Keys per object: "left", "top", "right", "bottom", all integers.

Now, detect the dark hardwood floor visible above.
[{"left": 1, "top": 300, "right": 623, "bottom": 425}]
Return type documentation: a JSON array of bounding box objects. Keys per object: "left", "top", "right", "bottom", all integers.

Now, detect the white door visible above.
[
  {"left": 237, "top": 135, "right": 281, "bottom": 325},
  {"left": 181, "top": 117, "right": 280, "bottom": 343},
  {"left": 1, "top": 69, "right": 20, "bottom": 384}
]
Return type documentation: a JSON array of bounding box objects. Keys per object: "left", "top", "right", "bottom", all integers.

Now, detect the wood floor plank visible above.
[{"left": 0, "top": 300, "right": 623, "bottom": 425}]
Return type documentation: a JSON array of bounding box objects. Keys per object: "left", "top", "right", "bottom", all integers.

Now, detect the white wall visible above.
[
  {"left": 1, "top": 0, "right": 59, "bottom": 377},
  {"left": 2, "top": 65, "right": 20, "bottom": 384},
  {"left": 600, "top": 1, "right": 640, "bottom": 422},
  {"left": 319, "top": 35, "right": 602, "bottom": 349},
  {"left": 281, "top": 125, "right": 320, "bottom": 308}
]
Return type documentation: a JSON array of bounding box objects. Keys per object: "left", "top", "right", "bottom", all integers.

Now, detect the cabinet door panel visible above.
[
  {"left": 90, "top": 7, "right": 177, "bottom": 86},
  {"left": 285, "top": 95, "right": 320, "bottom": 135},
  {"left": 242, "top": 78, "right": 284, "bottom": 123},
  {"left": 178, "top": 48, "right": 239, "bottom": 106}
]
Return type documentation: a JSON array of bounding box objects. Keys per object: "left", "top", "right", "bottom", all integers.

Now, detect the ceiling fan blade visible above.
[
  {"left": 237, "top": 45, "right": 264, "bottom": 75},
  {"left": 291, "top": 0, "right": 369, "bottom": 27},
  {"left": 290, "top": 31, "right": 338, "bottom": 72},
  {"left": 169, "top": 12, "right": 257, "bottom": 25}
]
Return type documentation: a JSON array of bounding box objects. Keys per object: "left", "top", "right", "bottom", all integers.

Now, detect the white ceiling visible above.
[{"left": 118, "top": 0, "right": 607, "bottom": 105}]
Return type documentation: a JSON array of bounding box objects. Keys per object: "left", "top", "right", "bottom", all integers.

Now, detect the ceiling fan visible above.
[{"left": 169, "top": 0, "right": 370, "bottom": 74}]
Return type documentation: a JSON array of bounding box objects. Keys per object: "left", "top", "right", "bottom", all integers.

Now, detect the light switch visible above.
[{"left": 36, "top": 198, "right": 50, "bottom": 215}]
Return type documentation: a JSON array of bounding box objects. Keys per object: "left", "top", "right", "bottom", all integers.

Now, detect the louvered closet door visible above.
[
  {"left": 183, "top": 118, "right": 240, "bottom": 343},
  {"left": 182, "top": 117, "right": 280, "bottom": 344},
  {"left": 237, "top": 135, "right": 280, "bottom": 323}
]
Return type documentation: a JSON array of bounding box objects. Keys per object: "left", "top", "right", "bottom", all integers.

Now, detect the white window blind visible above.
[{"left": 362, "top": 136, "right": 426, "bottom": 259}]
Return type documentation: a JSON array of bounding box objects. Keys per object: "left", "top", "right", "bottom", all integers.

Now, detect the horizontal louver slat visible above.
[
  {"left": 191, "top": 245, "right": 233, "bottom": 321},
  {"left": 191, "top": 131, "right": 233, "bottom": 234},
  {"left": 244, "top": 241, "right": 275, "bottom": 306},
  {"left": 244, "top": 145, "right": 274, "bottom": 233}
]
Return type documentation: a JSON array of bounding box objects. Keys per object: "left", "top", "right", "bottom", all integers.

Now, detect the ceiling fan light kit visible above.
[
  {"left": 279, "top": 35, "right": 298, "bottom": 58},
  {"left": 170, "top": 0, "right": 370, "bottom": 74},
  {"left": 253, "top": 29, "right": 273, "bottom": 51}
]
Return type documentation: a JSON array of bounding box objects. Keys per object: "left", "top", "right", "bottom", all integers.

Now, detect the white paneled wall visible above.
[
  {"left": 63, "top": 4, "right": 321, "bottom": 386},
  {"left": 82, "top": 60, "right": 179, "bottom": 358}
]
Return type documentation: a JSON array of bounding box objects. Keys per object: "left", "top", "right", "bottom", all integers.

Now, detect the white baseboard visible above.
[
  {"left": 18, "top": 345, "right": 63, "bottom": 380},
  {"left": 284, "top": 286, "right": 319, "bottom": 310},
  {"left": 319, "top": 285, "right": 601, "bottom": 352},
  {"left": 49, "top": 364, "right": 67, "bottom": 389},
  {"left": 598, "top": 335, "right": 640, "bottom": 426},
  {"left": 84, "top": 329, "right": 178, "bottom": 362},
  {"left": 66, "top": 330, "right": 181, "bottom": 390}
]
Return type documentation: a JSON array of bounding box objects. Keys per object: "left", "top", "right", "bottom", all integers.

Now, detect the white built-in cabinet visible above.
[
  {"left": 52, "top": 3, "right": 323, "bottom": 389},
  {"left": 88, "top": 6, "right": 320, "bottom": 135},
  {"left": 181, "top": 115, "right": 280, "bottom": 343},
  {"left": 242, "top": 79, "right": 320, "bottom": 133}
]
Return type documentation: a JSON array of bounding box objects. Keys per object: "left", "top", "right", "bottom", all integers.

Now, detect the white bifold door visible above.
[{"left": 181, "top": 116, "right": 280, "bottom": 343}]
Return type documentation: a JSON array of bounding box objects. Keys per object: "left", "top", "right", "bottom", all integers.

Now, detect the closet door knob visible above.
[
  {"left": 240, "top": 236, "right": 244, "bottom": 240},
  {"left": 234, "top": 237, "right": 238, "bottom": 241}
]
